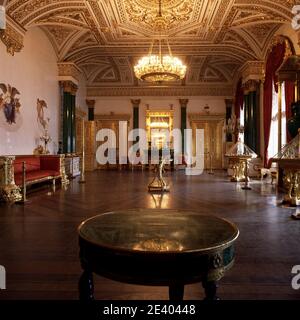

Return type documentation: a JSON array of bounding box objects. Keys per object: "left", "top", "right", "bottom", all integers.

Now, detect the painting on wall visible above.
[{"left": 0, "top": 84, "right": 21, "bottom": 125}]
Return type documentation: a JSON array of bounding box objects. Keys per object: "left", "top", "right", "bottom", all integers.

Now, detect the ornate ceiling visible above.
[{"left": 2, "top": 0, "right": 297, "bottom": 96}]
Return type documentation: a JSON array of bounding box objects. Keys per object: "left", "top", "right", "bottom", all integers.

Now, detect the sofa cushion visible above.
[
  {"left": 15, "top": 170, "right": 60, "bottom": 186},
  {"left": 14, "top": 157, "right": 41, "bottom": 174}
]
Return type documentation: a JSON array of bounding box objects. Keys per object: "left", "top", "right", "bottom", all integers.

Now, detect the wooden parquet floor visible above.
[{"left": 0, "top": 170, "right": 299, "bottom": 300}]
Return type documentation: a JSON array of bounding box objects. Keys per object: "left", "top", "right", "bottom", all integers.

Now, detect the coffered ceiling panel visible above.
[{"left": 5, "top": 0, "right": 296, "bottom": 95}]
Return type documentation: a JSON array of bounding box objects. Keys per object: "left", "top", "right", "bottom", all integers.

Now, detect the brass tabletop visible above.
[{"left": 78, "top": 209, "right": 239, "bottom": 254}]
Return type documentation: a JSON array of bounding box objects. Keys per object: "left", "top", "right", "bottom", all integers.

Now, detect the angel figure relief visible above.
[
  {"left": 0, "top": 84, "right": 21, "bottom": 124},
  {"left": 37, "top": 98, "right": 49, "bottom": 129},
  {"left": 36, "top": 98, "right": 51, "bottom": 154}
]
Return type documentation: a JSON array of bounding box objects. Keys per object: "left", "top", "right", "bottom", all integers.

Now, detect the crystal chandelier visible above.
[{"left": 134, "top": 0, "right": 187, "bottom": 83}]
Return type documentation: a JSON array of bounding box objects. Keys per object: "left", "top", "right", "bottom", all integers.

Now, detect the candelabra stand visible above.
[
  {"left": 208, "top": 152, "right": 214, "bottom": 175},
  {"left": 79, "top": 119, "right": 86, "bottom": 184}
]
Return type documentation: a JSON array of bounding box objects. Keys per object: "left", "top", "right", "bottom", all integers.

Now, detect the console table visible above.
[
  {"left": 78, "top": 209, "right": 239, "bottom": 300},
  {"left": 65, "top": 155, "right": 81, "bottom": 178}
]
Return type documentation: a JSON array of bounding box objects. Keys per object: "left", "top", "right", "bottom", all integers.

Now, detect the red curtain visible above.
[
  {"left": 263, "top": 42, "right": 286, "bottom": 166},
  {"left": 234, "top": 78, "right": 244, "bottom": 119},
  {"left": 285, "top": 80, "right": 295, "bottom": 142}
]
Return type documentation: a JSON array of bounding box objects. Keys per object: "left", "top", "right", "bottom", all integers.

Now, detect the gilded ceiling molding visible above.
[
  {"left": 58, "top": 62, "right": 82, "bottom": 86},
  {"left": 239, "top": 61, "right": 265, "bottom": 84},
  {"left": 0, "top": 16, "right": 25, "bottom": 55},
  {"left": 233, "top": 1, "right": 293, "bottom": 22},
  {"left": 123, "top": 0, "right": 195, "bottom": 31},
  {"left": 3, "top": 0, "right": 295, "bottom": 92},
  {"left": 87, "top": 86, "right": 233, "bottom": 97}
]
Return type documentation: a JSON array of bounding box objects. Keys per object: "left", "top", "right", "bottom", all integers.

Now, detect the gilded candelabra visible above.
[{"left": 40, "top": 129, "right": 51, "bottom": 154}]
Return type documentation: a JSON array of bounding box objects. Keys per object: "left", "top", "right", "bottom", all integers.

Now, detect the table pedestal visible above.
[
  {"left": 227, "top": 155, "right": 252, "bottom": 182},
  {"left": 278, "top": 159, "right": 300, "bottom": 206},
  {"left": 79, "top": 269, "right": 220, "bottom": 301}
]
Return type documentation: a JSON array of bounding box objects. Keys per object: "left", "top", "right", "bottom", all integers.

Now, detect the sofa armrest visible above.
[{"left": 40, "top": 155, "right": 69, "bottom": 185}]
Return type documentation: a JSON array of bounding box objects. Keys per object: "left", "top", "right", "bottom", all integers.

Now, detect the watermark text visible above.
[{"left": 0, "top": 265, "right": 6, "bottom": 290}]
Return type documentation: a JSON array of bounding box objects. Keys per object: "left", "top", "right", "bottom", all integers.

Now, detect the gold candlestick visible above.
[{"left": 79, "top": 119, "right": 86, "bottom": 184}]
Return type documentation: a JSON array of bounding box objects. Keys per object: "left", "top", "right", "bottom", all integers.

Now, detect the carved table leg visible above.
[
  {"left": 169, "top": 283, "right": 184, "bottom": 301},
  {"left": 202, "top": 280, "right": 220, "bottom": 301},
  {"left": 79, "top": 270, "right": 94, "bottom": 301}
]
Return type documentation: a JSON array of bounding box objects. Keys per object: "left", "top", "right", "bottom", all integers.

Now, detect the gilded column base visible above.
[{"left": 0, "top": 184, "right": 22, "bottom": 203}]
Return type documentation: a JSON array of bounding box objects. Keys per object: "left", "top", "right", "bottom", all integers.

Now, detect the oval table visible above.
[{"left": 78, "top": 209, "right": 239, "bottom": 300}]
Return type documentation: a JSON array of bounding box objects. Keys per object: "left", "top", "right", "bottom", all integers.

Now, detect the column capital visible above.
[
  {"left": 243, "top": 79, "right": 260, "bottom": 95},
  {"left": 58, "top": 62, "right": 81, "bottom": 87},
  {"left": 0, "top": 17, "right": 25, "bottom": 56},
  {"left": 60, "top": 80, "right": 78, "bottom": 95},
  {"left": 86, "top": 99, "right": 96, "bottom": 109},
  {"left": 130, "top": 99, "right": 141, "bottom": 107},
  {"left": 225, "top": 99, "right": 233, "bottom": 107},
  {"left": 240, "top": 61, "right": 265, "bottom": 84},
  {"left": 179, "top": 99, "right": 189, "bottom": 108}
]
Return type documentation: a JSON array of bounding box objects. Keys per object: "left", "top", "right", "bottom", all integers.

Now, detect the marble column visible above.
[
  {"left": 179, "top": 99, "right": 189, "bottom": 157},
  {"left": 131, "top": 99, "right": 141, "bottom": 130},
  {"left": 60, "top": 81, "right": 78, "bottom": 154},
  {"left": 86, "top": 100, "right": 95, "bottom": 121}
]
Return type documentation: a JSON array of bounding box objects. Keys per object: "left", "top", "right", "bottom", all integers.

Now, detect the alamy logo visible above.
[
  {"left": 0, "top": 265, "right": 5, "bottom": 290},
  {"left": 292, "top": 5, "right": 300, "bottom": 30},
  {"left": 291, "top": 265, "right": 300, "bottom": 290},
  {"left": 95, "top": 122, "right": 205, "bottom": 176}
]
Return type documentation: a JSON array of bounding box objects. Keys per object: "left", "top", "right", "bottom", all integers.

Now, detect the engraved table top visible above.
[{"left": 78, "top": 209, "right": 239, "bottom": 254}]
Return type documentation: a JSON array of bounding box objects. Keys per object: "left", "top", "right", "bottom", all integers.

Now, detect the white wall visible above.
[
  {"left": 0, "top": 27, "right": 60, "bottom": 155},
  {"left": 76, "top": 73, "right": 87, "bottom": 112}
]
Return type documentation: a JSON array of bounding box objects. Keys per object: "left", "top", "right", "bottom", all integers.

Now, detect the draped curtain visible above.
[
  {"left": 285, "top": 80, "right": 295, "bottom": 142},
  {"left": 234, "top": 78, "right": 244, "bottom": 119},
  {"left": 263, "top": 42, "right": 286, "bottom": 166}
]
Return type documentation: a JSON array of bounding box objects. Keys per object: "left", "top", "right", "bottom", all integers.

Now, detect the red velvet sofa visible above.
[{"left": 13, "top": 155, "right": 63, "bottom": 186}]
